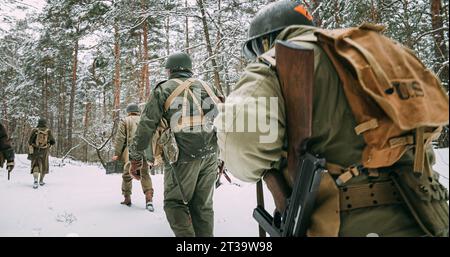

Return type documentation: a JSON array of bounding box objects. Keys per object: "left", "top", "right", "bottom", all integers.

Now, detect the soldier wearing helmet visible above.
[
  {"left": 113, "top": 103, "right": 154, "bottom": 211},
  {"left": 129, "top": 52, "right": 222, "bottom": 237},
  {"left": 215, "top": 0, "right": 446, "bottom": 236}
]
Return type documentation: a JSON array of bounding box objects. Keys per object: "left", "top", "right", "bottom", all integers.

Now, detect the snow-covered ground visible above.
[
  {"left": 0, "top": 154, "right": 275, "bottom": 237},
  {"left": 0, "top": 149, "right": 448, "bottom": 237}
]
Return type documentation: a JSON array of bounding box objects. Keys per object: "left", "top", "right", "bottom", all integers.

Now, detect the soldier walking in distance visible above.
[{"left": 112, "top": 103, "right": 154, "bottom": 212}]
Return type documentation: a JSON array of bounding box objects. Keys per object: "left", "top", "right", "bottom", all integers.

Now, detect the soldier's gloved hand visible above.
[
  {"left": 6, "top": 161, "right": 14, "bottom": 172},
  {"left": 129, "top": 159, "right": 147, "bottom": 181},
  {"left": 112, "top": 155, "right": 119, "bottom": 161}
]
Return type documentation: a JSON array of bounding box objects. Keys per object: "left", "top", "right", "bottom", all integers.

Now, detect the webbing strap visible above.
[
  {"left": 389, "top": 136, "right": 414, "bottom": 148},
  {"left": 165, "top": 78, "right": 220, "bottom": 130},
  {"left": 181, "top": 89, "right": 189, "bottom": 120},
  {"left": 164, "top": 78, "right": 196, "bottom": 111},
  {"left": 327, "top": 162, "right": 386, "bottom": 186},
  {"left": 336, "top": 166, "right": 361, "bottom": 186},
  {"left": 388, "top": 128, "right": 441, "bottom": 148},
  {"left": 354, "top": 119, "right": 379, "bottom": 135},
  {"left": 172, "top": 78, "right": 183, "bottom": 84},
  {"left": 413, "top": 127, "right": 425, "bottom": 174},
  {"left": 198, "top": 80, "right": 221, "bottom": 105}
]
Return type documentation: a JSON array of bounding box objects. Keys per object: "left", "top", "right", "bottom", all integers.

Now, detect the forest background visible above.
[{"left": 0, "top": 0, "right": 448, "bottom": 165}]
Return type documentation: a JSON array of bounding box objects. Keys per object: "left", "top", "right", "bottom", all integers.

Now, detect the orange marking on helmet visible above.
[{"left": 294, "top": 5, "right": 313, "bottom": 21}]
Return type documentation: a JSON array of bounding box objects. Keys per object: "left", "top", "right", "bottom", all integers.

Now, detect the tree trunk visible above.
[
  {"left": 67, "top": 26, "right": 79, "bottom": 150},
  {"left": 311, "top": 0, "right": 322, "bottom": 27},
  {"left": 58, "top": 63, "right": 67, "bottom": 156},
  {"left": 431, "top": 0, "right": 449, "bottom": 148},
  {"left": 83, "top": 102, "right": 91, "bottom": 162},
  {"left": 334, "top": 0, "right": 341, "bottom": 27},
  {"left": 166, "top": 15, "right": 170, "bottom": 56},
  {"left": 57, "top": 67, "right": 66, "bottom": 157},
  {"left": 370, "top": 0, "right": 380, "bottom": 24},
  {"left": 197, "top": 0, "right": 223, "bottom": 94},
  {"left": 43, "top": 66, "right": 49, "bottom": 120},
  {"left": 185, "top": 0, "right": 190, "bottom": 54},
  {"left": 431, "top": 0, "right": 449, "bottom": 90},
  {"left": 402, "top": 0, "right": 413, "bottom": 48},
  {"left": 141, "top": 0, "right": 150, "bottom": 101},
  {"left": 1, "top": 87, "right": 9, "bottom": 133},
  {"left": 113, "top": 21, "right": 121, "bottom": 120}
]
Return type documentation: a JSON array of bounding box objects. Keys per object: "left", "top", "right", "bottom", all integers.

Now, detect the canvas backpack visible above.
[
  {"left": 34, "top": 128, "right": 50, "bottom": 149},
  {"left": 261, "top": 23, "right": 449, "bottom": 174},
  {"left": 151, "top": 78, "right": 220, "bottom": 166}
]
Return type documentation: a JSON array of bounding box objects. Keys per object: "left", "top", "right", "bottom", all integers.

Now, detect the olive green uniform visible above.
[
  {"left": 216, "top": 25, "right": 448, "bottom": 237},
  {"left": 28, "top": 126, "right": 55, "bottom": 181},
  {"left": 131, "top": 71, "right": 220, "bottom": 237},
  {"left": 114, "top": 115, "right": 153, "bottom": 197}
]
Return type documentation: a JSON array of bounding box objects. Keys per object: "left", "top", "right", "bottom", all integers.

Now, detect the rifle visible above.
[{"left": 253, "top": 40, "right": 326, "bottom": 237}]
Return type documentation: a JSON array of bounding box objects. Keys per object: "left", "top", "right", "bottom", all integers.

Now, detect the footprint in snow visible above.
[{"left": 56, "top": 212, "right": 77, "bottom": 226}]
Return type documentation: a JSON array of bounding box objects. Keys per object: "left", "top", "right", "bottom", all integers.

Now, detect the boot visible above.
[
  {"left": 39, "top": 174, "right": 45, "bottom": 186},
  {"left": 145, "top": 189, "right": 154, "bottom": 212},
  {"left": 121, "top": 195, "right": 132, "bottom": 207},
  {"left": 33, "top": 172, "right": 39, "bottom": 189}
]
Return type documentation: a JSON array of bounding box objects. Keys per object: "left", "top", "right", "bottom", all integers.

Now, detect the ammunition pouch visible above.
[
  {"left": 328, "top": 158, "right": 449, "bottom": 237},
  {"left": 391, "top": 163, "right": 449, "bottom": 237}
]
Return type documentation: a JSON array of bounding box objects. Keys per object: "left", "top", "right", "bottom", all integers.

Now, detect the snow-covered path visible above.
[
  {"left": 0, "top": 149, "right": 448, "bottom": 237},
  {"left": 0, "top": 154, "right": 275, "bottom": 237}
]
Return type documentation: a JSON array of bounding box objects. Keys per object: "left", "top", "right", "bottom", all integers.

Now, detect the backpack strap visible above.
[
  {"left": 198, "top": 80, "right": 221, "bottom": 105},
  {"left": 164, "top": 78, "right": 220, "bottom": 131},
  {"left": 164, "top": 78, "right": 196, "bottom": 111}
]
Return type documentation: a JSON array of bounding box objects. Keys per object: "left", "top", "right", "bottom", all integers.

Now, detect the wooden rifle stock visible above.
[
  {"left": 276, "top": 40, "right": 314, "bottom": 186},
  {"left": 261, "top": 40, "right": 314, "bottom": 211},
  {"left": 254, "top": 40, "right": 317, "bottom": 237}
]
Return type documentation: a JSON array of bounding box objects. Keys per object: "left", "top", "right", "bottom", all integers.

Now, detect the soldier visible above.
[
  {"left": 28, "top": 118, "right": 55, "bottom": 189},
  {"left": 215, "top": 0, "right": 449, "bottom": 237},
  {"left": 112, "top": 103, "right": 154, "bottom": 211},
  {"left": 0, "top": 123, "right": 15, "bottom": 174},
  {"left": 129, "top": 52, "right": 221, "bottom": 237}
]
